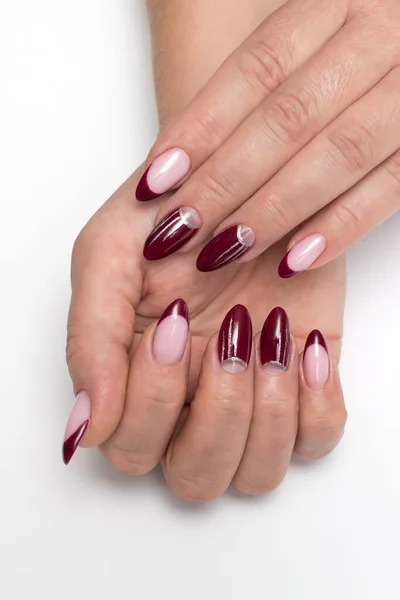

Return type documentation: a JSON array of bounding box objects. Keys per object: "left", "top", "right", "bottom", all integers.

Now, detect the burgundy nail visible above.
[
  {"left": 304, "top": 329, "right": 328, "bottom": 352},
  {"left": 158, "top": 298, "right": 189, "bottom": 323},
  {"left": 196, "top": 225, "right": 255, "bottom": 272},
  {"left": 62, "top": 420, "right": 89, "bottom": 465},
  {"left": 218, "top": 304, "right": 252, "bottom": 373},
  {"left": 143, "top": 207, "right": 201, "bottom": 261},
  {"left": 136, "top": 166, "right": 160, "bottom": 202},
  {"left": 278, "top": 252, "right": 295, "bottom": 278},
  {"left": 260, "top": 307, "right": 290, "bottom": 371}
]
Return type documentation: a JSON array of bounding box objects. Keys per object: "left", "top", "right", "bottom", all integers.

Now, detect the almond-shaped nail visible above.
[
  {"left": 196, "top": 225, "right": 255, "bottom": 272},
  {"left": 153, "top": 298, "right": 189, "bottom": 366},
  {"left": 260, "top": 307, "right": 290, "bottom": 373},
  {"left": 278, "top": 234, "right": 326, "bottom": 278},
  {"left": 62, "top": 391, "right": 90, "bottom": 465},
  {"left": 303, "top": 330, "right": 329, "bottom": 390},
  {"left": 143, "top": 206, "right": 201, "bottom": 260},
  {"left": 219, "top": 304, "right": 252, "bottom": 373},
  {"left": 136, "top": 148, "right": 191, "bottom": 201}
]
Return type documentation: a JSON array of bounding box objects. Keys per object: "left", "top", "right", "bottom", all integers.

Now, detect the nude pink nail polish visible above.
[
  {"left": 278, "top": 234, "right": 326, "bottom": 278},
  {"left": 136, "top": 148, "right": 191, "bottom": 201},
  {"left": 62, "top": 391, "right": 90, "bottom": 464},
  {"left": 303, "top": 330, "right": 329, "bottom": 390},
  {"left": 153, "top": 299, "right": 189, "bottom": 365}
]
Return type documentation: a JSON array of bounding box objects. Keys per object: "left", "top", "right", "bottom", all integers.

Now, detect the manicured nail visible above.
[
  {"left": 260, "top": 307, "right": 290, "bottom": 373},
  {"left": 63, "top": 391, "right": 90, "bottom": 465},
  {"left": 303, "top": 330, "right": 329, "bottom": 390},
  {"left": 143, "top": 206, "right": 201, "bottom": 260},
  {"left": 219, "top": 304, "right": 252, "bottom": 373},
  {"left": 153, "top": 298, "right": 189, "bottom": 365},
  {"left": 136, "top": 148, "right": 191, "bottom": 201},
  {"left": 278, "top": 234, "right": 326, "bottom": 278},
  {"left": 196, "top": 225, "right": 255, "bottom": 272}
]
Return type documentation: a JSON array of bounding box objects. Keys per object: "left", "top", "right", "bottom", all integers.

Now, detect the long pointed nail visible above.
[
  {"left": 143, "top": 207, "right": 201, "bottom": 260},
  {"left": 196, "top": 225, "right": 255, "bottom": 272},
  {"left": 136, "top": 149, "right": 191, "bottom": 201},
  {"left": 278, "top": 234, "right": 326, "bottom": 278},
  {"left": 303, "top": 330, "right": 329, "bottom": 390},
  {"left": 153, "top": 298, "right": 189, "bottom": 365},
  {"left": 219, "top": 305, "right": 252, "bottom": 373},
  {"left": 62, "top": 391, "right": 90, "bottom": 465},
  {"left": 260, "top": 307, "right": 290, "bottom": 373}
]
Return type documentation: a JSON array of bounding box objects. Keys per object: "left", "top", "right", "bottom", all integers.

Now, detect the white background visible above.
[{"left": 1, "top": 1, "right": 400, "bottom": 599}]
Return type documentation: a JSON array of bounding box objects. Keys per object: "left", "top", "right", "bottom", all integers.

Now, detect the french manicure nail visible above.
[
  {"left": 143, "top": 206, "right": 201, "bottom": 260},
  {"left": 303, "top": 330, "right": 329, "bottom": 390},
  {"left": 219, "top": 304, "right": 252, "bottom": 373},
  {"left": 63, "top": 391, "right": 90, "bottom": 465},
  {"left": 260, "top": 307, "right": 290, "bottom": 373},
  {"left": 153, "top": 298, "right": 189, "bottom": 365},
  {"left": 278, "top": 234, "right": 326, "bottom": 278},
  {"left": 136, "top": 148, "right": 191, "bottom": 201},
  {"left": 196, "top": 225, "right": 255, "bottom": 272}
]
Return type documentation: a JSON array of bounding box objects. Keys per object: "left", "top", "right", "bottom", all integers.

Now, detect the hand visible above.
[
  {"left": 64, "top": 168, "right": 346, "bottom": 500},
  {"left": 138, "top": 0, "right": 400, "bottom": 276}
]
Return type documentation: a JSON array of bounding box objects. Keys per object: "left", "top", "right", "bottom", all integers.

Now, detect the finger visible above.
[
  {"left": 136, "top": 0, "right": 346, "bottom": 201},
  {"left": 233, "top": 308, "right": 299, "bottom": 495},
  {"left": 64, "top": 183, "right": 142, "bottom": 464},
  {"left": 101, "top": 299, "right": 190, "bottom": 474},
  {"left": 196, "top": 65, "right": 400, "bottom": 272},
  {"left": 164, "top": 305, "right": 254, "bottom": 502},
  {"left": 277, "top": 149, "right": 400, "bottom": 276},
  {"left": 295, "top": 330, "right": 347, "bottom": 460}
]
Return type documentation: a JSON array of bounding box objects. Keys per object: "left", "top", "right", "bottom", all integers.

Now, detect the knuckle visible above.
[
  {"left": 263, "top": 89, "right": 317, "bottom": 143},
  {"left": 238, "top": 39, "right": 287, "bottom": 95},
  {"left": 297, "top": 408, "right": 347, "bottom": 460},
  {"left": 382, "top": 149, "right": 400, "bottom": 189},
  {"left": 259, "top": 397, "right": 295, "bottom": 422},
  {"left": 196, "top": 169, "right": 237, "bottom": 212},
  {"left": 191, "top": 113, "right": 227, "bottom": 150},
  {"left": 102, "top": 445, "right": 158, "bottom": 476},
  {"left": 234, "top": 473, "right": 285, "bottom": 496},
  {"left": 332, "top": 197, "right": 365, "bottom": 233},
  {"left": 325, "top": 123, "right": 375, "bottom": 173},
  {"left": 168, "top": 472, "right": 222, "bottom": 502},
  {"left": 259, "top": 191, "right": 294, "bottom": 233},
  {"left": 214, "top": 392, "right": 253, "bottom": 423}
]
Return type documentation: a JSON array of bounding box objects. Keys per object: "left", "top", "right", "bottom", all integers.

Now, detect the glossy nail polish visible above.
[
  {"left": 303, "top": 330, "right": 329, "bottom": 390},
  {"left": 260, "top": 307, "right": 290, "bottom": 372},
  {"left": 218, "top": 304, "right": 252, "bottom": 373},
  {"left": 136, "top": 148, "right": 191, "bottom": 201},
  {"left": 278, "top": 234, "right": 326, "bottom": 278},
  {"left": 62, "top": 391, "right": 90, "bottom": 465},
  {"left": 153, "top": 298, "right": 189, "bottom": 366},
  {"left": 143, "top": 206, "right": 201, "bottom": 260},
  {"left": 196, "top": 225, "right": 255, "bottom": 272}
]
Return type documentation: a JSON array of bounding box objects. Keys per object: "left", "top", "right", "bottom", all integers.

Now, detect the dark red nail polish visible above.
[
  {"left": 260, "top": 307, "right": 290, "bottom": 370},
  {"left": 158, "top": 298, "right": 189, "bottom": 324},
  {"left": 278, "top": 252, "right": 295, "bottom": 278},
  {"left": 218, "top": 304, "right": 252, "bottom": 372},
  {"left": 304, "top": 329, "right": 327, "bottom": 352},
  {"left": 62, "top": 421, "right": 89, "bottom": 465},
  {"left": 143, "top": 207, "right": 201, "bottom": 261},
  {"left": 135, "top": 166, "right": 160, "bottom": 202},
  {"left": 196, "top": 225, "right": 255, "bottom": 272}
]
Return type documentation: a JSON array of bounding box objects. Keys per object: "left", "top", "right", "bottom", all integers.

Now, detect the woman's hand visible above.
[
  {"left": 64, "top": 173, "right": 346, "bottom": 499},
  {"left": 138, "top": 0, "right": 400, "bottom": 276}
]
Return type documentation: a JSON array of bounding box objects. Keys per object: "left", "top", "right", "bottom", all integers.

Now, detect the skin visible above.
[
  {"left": 148, "top": 0, "right": 400, "bottom": 273},
  {"left": 66, "top": 0, "right": 347, "bottom": 500}
]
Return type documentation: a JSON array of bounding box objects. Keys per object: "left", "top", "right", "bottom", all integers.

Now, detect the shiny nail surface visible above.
[
  {"left": 153, "top": 299, "right": 189, "bottom": 366},
  {"left": 143, "top": 207, "right": 201, "bottom": 260},
  {"left": 196, "top": 225, "right": 255, "bottom": 272},
  {"left": 136, "top": 148, "right": 191, "bottom": 201},
  {"left": 63, "top": 391, "right": 90, "bottom": 465},
  {"left": 278, "top": 234, "right": 326, "bottom": 278},
  {"left": 218, "top": 305, "right": 252, "bottom": 373},
  {"left": 303, "top": 330, "right": 329, "bottom": 390},
  {"left": 260, "top": 307, "right": 290, "bottom": 372}
]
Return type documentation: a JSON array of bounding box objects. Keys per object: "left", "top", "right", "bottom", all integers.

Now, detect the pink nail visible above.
[
  {"left": 153, "top": 299, "right": 189, "bottom": 365},
  {"left": 303, "top": 330, "right": 329, "bottom": 390},
  {"left": 136, "top": 148, "right": 191, "bottom": 201},
  {"left": 278, "top": 234, "right": 326, "bottom": 278},
  {"left": 62, "top": 391, "right": 90, "bottom": 464}
]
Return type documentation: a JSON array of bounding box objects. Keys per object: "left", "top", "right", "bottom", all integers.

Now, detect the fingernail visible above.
[
  {"left": 219, "top": 304, "right": 252, "bottom": 373},
  {"left": 153, "top": 298, "right": 189, "bottom": 365},
  {"left": 63, "top": 391, "right": 90, "bottom": 465},
  {"left": 136, "top": 149, "right": 191, "bottom": 201},
  {"left": 143, "top": 207, "right": 201, "bottom": 260},
  {"left": 196, "top": 225, "right": 255, "bottom": 272},
  {"left": 260, "top": 307, "right": 290, "bottom": 373},
  {"left": 278, "top": 234, "right": 326, "bottom": 278},
  {"left": 303, "top": 330, "right": 329, "bottom": 390}
]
